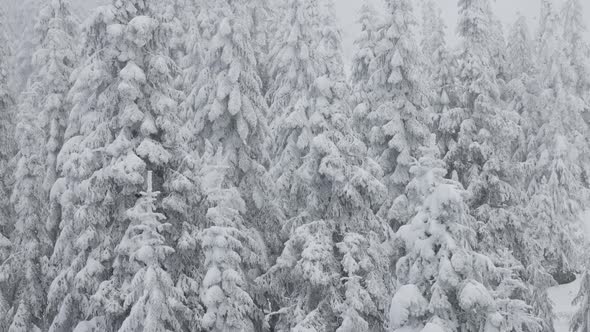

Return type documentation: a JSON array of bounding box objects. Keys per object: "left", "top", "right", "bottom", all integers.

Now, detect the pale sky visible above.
[{"left": 335, "top": 0, "right": 590, "bottom": 61}]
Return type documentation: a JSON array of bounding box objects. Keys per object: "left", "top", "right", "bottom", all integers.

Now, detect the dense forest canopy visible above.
[{"left": 1, "top": 0, "right": 590, "bottom": 331}]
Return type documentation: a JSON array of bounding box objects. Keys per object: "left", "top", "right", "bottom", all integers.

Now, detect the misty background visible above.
[
  {"left": 73, "top": 0, "right": 590, "bottom": 64},
  {"left": 336, "top": 0, "right": 590, "bottom": 62}
]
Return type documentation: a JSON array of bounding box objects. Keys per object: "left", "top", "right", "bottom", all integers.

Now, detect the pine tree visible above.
[
  {"left": 390, "top": 142, "right": 542, "bottom": 332},
  {"left": 420, "top": 0, "right": 446, "bottom": 77},
  {"left": 6, "top": 95, "right": 51, "bottom": 332},
  {"left": 505, "top": 14, "right": 537, "bottom": 167},
  {"left": 184, "top": 0, "right": 281, "bottom": 254},
  {"left": 1, "top": 1, "right": 78, "bottom": 326},
  {"left": 506, "top": 14, "right": 534, "bottom": 81},
  {"left": 560, "top": 0, "right": 590, "bottom": 100},
  {"left": 261, "top": 1, "right": 392, "bottom": 330},
  {"left": 32, "top": 0, "right": 79, "bottom": 241},
  {"left": 46, "top": 1, "right": 186, "bottom": 330},
  {"left": 266, "top": 0, "right": 322, "bottom": 220},
  {"left": 0, "top": 9, "right": 17, "bottom": 330},
  {"left": 419, "top": 0, "right": 460, "bottom": 160},
  {"left": 449, "top": 0, "right": 526, "bottom": 263},
  {"left": 199, "top": 148, "right": 268, "bottom": 332},
  {"left": 114, "top": 172, "right": 187, "bottom": 332},
  {"left": 524, "top": 1, "right": 589, "bottom": 279},
  {"left": 360, "top": 0, "right": 432, "bottom": 230},
  {"left": 350, "top": 0, "right": 381, "bottom": 144}
]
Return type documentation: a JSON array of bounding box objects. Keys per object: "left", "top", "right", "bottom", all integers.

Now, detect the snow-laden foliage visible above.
[
  {"left": 506, "top": 14, "right": 535, "bottom": 81},
  {"left": 560, "top": 0, "right": 590, "bottom": 101},
  {"left": 391, "top": 143, "right": 542, "bottom": 332},
  {"left": 445, "top": 0, "right": 531, "bottom": 276},
  {"left": 420, "top": 0, "right": 460, "bottom": 161},
  {"left": 199, "top": 148, "right": 268, "bottom": 331},
  {"left": 259, "top": 2, "right": 393, "bottom": 331},
  {"left": 184, "top": 0, "right": 282, "bottom": 254},
  {"left": 113, "top": 183, "right": 187, "bottom": 332},
  {"left": 46, "top": 0, "right": 187, "bottom": 330},
  {"left": 1, "top": 2, "right": 78, "bottom": 330},
  {"left": 0, "top": 9, "right": 17, "bottom": 331},
  {"left": 0, "top": 0, "right": 590, "bottom": 331},
  {"left": 266, "top": 0, "right": 322, "bottom": 220},
  {"left": 353, "top": 0, "right": 432, "bottom": 231},
  {"left": 30, "top": 0, "right": 80, "bottom": 236},
  {"left": 350, "top": 1, "right": 381, "bottom": 143},
  {"left": 523, "top": 1, "right": 589, "bottom": 279},
  {"left": 420, "top": 0, "right": 446, "bottom": 77}
]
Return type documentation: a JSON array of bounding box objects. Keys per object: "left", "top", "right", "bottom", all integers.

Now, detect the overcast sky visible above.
[{"left": 335, "top": 0, "right": 590, "bottom": 61}]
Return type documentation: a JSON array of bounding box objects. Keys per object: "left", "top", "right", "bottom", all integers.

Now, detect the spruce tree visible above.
[
  {"left": 360, "top": 0, "right": 432, "bottom": 230},
  {"left": 2, "top": 1, "right": 78, "bottom": 328},
  {"left": 350, "top": 0, "right": 381, "bottom": 144},
  {"left": 560, "top": 0, "right": 590, "bottom": 100},
  {"left": 420, "top": 0, "right": 446, "bottom": 77},
  {"left": 5, "top": 92, "right": 50, "bottom": 332},
  {"left": 261, "top": 1, "right": 392, "bottom": 330},
  {"left": 35, "top": 0, "right": 79, "bottom": 239},
  {"left": 184, "top": 0, "right": 281, "bottom": 253},
  {"left": 390, "top": 142, "right": 542, "bottom": 332},
  {"left": 115, "top": 173, "right": 187, "bottom": 332},
  {"left": 46, "top": 0, "right": 186, "bottom": 330},
  {"left": 199, "top": 147, "right": 268, "bottom": 331},
  {"left": 419, "top": 0, "right": 460, "bottom": 160},
  {"left": 449, "top": 0, "right": 526, "bottom": 262},
  {"left": 0, "top": 10, "right": 16, "bottom": 330},
  {"left": 506, "top": 14, "right": 534, "bottom": 81},
  {"left": 182, "top": 0, "right": 284, "bottom": 328},
  {"left": 266, "top": 0, "right": 322, "bottom": 220},
  {"left": 525, "top": 1, "right": 588, "bottom": 280},
  {"left": 505, "top": 14, "right": 537, "bottom": 166}
]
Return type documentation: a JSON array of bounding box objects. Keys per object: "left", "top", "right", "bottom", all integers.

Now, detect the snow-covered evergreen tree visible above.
[
  {"left": 391, "top": 142, "right": 542, "bottom": 332},
  {"left": 199, "top": 148, "right": 268, "bottom": 332},
  {"left": 111, "top": 173, "right": 186, "bottom": 332},
  {"left": 419, "top": 0, "right": 460, "bottom": 160},
  {"left": 420, "top": 0, "right": 446, "bottom": 77},
  {"left": 504, "top": 14, "right": 536, "bottom": 165},
  {"left": 524, "top": 1, "right": 589, "bottom": 279},
  {"left": 560, "top": 0, "right": 590, "bottom": 101},
  {"left": 350, "top": 0, "right": 381, "bottom": 144},
  {"left": 30, "top": 0, "right": 79, "bottom": 241},
  {"left": 358, "top": 0, "right": 432, "bottom": 230},
  {"left": 261, "top": 2, "right": 393, "bottom": 331},
  {"left": 184, "top": 0, "right": 282, "bottom": 254},
  {"left": 5, "top": 95, "right": 51, "bottom": 332},
  {"left": 46, "top": 0, "right": 186, "bottom": 330},
  {"left": 506, "top": 14, "right": 534, "bottom": 81},
  {"left": 1, "top": 1, "right": 78, "bottom": 327},
  {"left": 266, "top": 0, "right": 322, "bottom": 219},
  {"left": 447, "top": 0, "right": 527, "bottom": 263},
  {"left": 0, "top": 10, "right": 17, "bottom": 330}
]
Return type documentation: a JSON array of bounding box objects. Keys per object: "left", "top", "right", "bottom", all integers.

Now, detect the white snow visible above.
[
  {"left": 389, "top": 284, "right": 428, "bottom": 328},
  {"left": 549, "top": 277, "right": 581, "bottom": 332}
]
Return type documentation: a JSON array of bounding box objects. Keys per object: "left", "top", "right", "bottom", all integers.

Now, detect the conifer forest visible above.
[{"left": 2, "top": 0, "right": 590, "bottom": 331}]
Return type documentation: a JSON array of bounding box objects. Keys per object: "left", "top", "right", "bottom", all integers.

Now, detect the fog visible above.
[{"left": 335, "top": 0, "right": 590, "bottom": 62}]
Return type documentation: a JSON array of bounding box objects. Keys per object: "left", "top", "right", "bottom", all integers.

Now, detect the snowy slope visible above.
[{"left": 549, "top": 276, "right": 581, "bottom": 331}]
